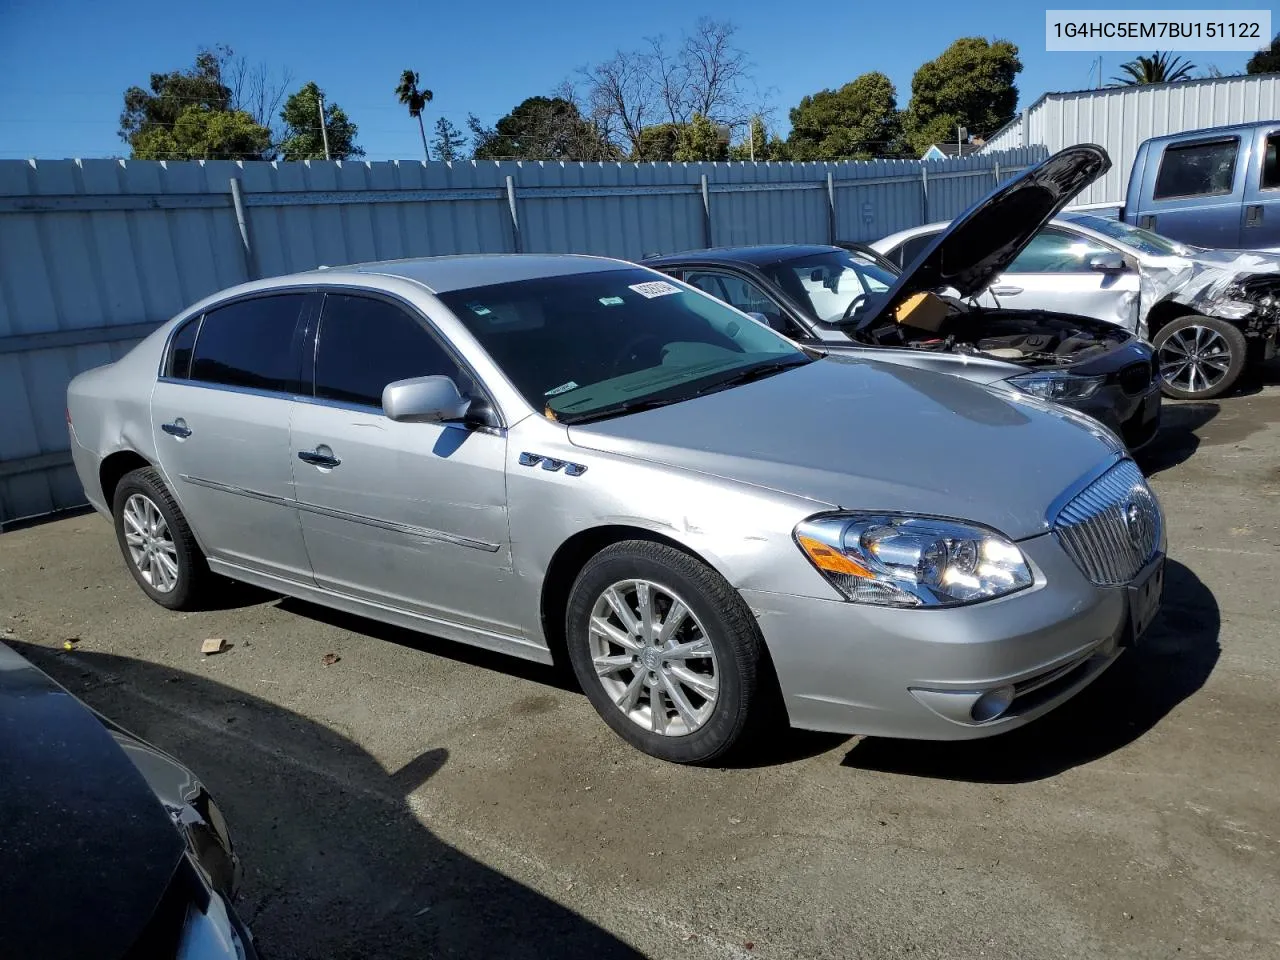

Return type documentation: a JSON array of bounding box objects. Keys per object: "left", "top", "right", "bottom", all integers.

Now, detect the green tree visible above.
[
  {"left": 119, "top": 46, "right": 271, "bottom": 159},
  {"left": 1246, "top": 34, "right": 1280, "bottom": 74},
  {"left": 787, "top": 73, "right": 901, "bottom": 160},
  {"left": 432, "top": 117, "right": 468, "bottom": 162},
  {"left": 278, "top": 81, "right": 363, "bottom": 161},
  {"left": 1111, "top": 52, "right": 1196, "bottom": 85},
  {"left": 674, "top": 113, "right": 728, "bottom": 161},
  {"left": 131, "top": 105, "right": 272, "bottom": 160},
  {"left": 902, "top": 38, "right": 1022, "bottom": 155},
  {"left": 473, "top": 96, "right": 617, "bottom": 160},
  {"left": 395, "top": 69, "right": 433, "bottom": 160},
  {"left": 632, "top": 122, "right": 684, "bottom": 161}
]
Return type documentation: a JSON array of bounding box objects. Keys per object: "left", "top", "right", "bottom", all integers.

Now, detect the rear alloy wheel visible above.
[
  {"left": 565, "top": 541, "right": 772, "bottom": 764},
  {"left": 112, "top": 466, "right": 217, "bottom": 610},
  {"left": 1153, "top": 315, "right": 1247, "bottom": 400}
]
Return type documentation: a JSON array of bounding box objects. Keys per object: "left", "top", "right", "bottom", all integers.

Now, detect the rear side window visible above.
[
  {"left": 166, "top": 318, "right": 199, "bottom": 379},
  {"left": 189, "top": 294, "right": 306, "bottom": 393},
  {"left": 313, "top": 294, "right": 467, "bottom": 409},
  {"left": 1153, "top": 138, "right": 1239, "bottom": 200},
  {"left": 895, "top": 232, "right": 938, "bottom": 269}
]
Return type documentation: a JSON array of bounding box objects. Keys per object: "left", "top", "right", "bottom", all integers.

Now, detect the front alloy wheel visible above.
[
  {"left": 1154, "top": 315, "right": 1247, "bottom": 400},
  {"left": 587, "top": 579, "right": 719, "bottom": 737}
]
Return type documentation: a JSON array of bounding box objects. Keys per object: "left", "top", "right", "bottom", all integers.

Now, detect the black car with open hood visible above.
[
  {"left": 644, "top": 145, "right": 1163, "bottom": 452},
  {"left": 0, "top": 642, "right": 258, "bottom": 960}
]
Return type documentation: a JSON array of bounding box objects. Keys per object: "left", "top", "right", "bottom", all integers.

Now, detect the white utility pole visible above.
[{"left": 317, "top": 93, "right": 331, "bottom": 161}]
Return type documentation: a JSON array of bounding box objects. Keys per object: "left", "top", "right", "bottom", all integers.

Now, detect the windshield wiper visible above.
[
  {"left": 694, "top": 356, "right": 810, "bottom": 396},
  {"left": 557, "top": 396, "right": 688, "bottom": 425}
]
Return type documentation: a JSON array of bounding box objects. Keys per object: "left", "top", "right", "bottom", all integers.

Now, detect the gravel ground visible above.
[{"left": 2, "top": 378, "right": 1278, "bottom": 960}]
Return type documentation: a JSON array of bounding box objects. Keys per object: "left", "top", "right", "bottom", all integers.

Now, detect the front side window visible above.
[
  {"left": 189, "top": 294, "right": 306, "bottom": 393},
  {"left": 437, "top": 267, "right": 806, "bottom": 422},
  {"left": 1153, "top": 138, "right": 1239, "bottom": 200},
  {"left": 313, "top": 294, "right": 467, "bottom": 408},
  {"left": 760, "top": 251, "right": 898, "bottom": 324},
  {"left": 1004, "top": 228, "right": 1116, "bottom": 273},
  {"left": 1261, "top": 132, "right": 1280, "bottom": 190}
]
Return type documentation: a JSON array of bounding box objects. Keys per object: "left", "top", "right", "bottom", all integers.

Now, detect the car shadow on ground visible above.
[
  {"left": 12, "top": 641, "right": 644, "bottom": 960},
  {"left": 839, "top": 559, "right": 1219, "bottom": 784},
  {"left": 1137, "top": 401, "right": 1218, "bottom": 475}
]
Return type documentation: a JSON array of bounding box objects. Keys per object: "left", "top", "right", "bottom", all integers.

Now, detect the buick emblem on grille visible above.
[{"left": 1123, "top": 497, "right": 1152, "bottom": 551}]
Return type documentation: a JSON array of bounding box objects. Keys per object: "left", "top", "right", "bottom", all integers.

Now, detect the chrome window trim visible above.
[{"left": 179, "top": 474, "right": 501, "bottom": 552}]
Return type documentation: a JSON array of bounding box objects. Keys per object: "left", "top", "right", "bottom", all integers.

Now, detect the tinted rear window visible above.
[{"left": 189, "top": 295, "right": 306, "bottom": 393}]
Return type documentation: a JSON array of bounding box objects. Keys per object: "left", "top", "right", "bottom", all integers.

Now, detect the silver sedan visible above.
[{"left": 67, "top": 255, "right": 1165, "bottom": 763}]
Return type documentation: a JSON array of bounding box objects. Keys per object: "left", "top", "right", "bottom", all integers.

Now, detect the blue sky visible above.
[{"left": 0, "top": 0, "right": 1262, "bottom": 160}]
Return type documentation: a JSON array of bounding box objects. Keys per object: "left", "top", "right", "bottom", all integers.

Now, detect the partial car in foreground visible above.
[
  {"left": 646, "top": 146, "right": 1162, "bottom": 450},
  {"left": 0, "top": 642, "right": 256, "bottom": 959},
  {"left": 68, "top": 251, "right": 1164, "bottom": 764},
  {"left": 873, "top": 212, "right": 1280, "bottom": 400}
]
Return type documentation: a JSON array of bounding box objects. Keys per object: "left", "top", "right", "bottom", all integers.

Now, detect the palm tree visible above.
[
  {"left": 395, "top": 69, "right": 433, "bottom": 161},
  {"left": 1111, "top": 52, "right": 1197, "bottom": 85}
]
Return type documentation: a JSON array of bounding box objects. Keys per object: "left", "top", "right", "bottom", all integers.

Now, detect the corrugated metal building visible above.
[
  {"left": 981, "top": 74, "right": 1280, "bottom": 206},
  {"left": 0, "top": 148, "right": 1045, "bottom": 527}
]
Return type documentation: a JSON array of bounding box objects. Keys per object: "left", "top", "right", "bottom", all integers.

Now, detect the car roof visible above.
[
  {"left": 643, "top": 244, "right": 842, "bottom": 268},
  {"left": 1141, "top": 120, "right": 1271, "bottom": 144},
  {"left": 307, "top": 253, "right": 631, "bottom": 294}
]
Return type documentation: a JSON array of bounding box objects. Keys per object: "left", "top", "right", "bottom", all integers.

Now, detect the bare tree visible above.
[
  {"left": 575, "top": 18, "right": 761, "bottom": 157},
  {"left": 221, "top": 48, "right": 294, "bottom": 144}
]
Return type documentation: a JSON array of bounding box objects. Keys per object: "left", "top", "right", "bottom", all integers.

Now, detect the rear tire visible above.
[
  {"left": 112, "top": 466, "right": 217, "bottom": 611},
  {"left": 1153, "top": 315, "right": 1247, "bottom": 400},
  {"left": 565, "top": 540, "right": 773, "bottom": 765}
]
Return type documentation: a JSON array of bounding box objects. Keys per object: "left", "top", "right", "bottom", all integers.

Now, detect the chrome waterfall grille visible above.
[{"left": 1052, "top": 460, "right": 1162, "bottom": 586}]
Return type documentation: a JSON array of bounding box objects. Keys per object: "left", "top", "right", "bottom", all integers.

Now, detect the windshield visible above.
[
  {"left": 1065, "top": 215, "right": 1192, "bottom": 257},
  {"left": 760, "top": 250, "right": 898, "bottom": 324},
  {"left": 438, "top": 268, "right": 808, "bottom": 422}
]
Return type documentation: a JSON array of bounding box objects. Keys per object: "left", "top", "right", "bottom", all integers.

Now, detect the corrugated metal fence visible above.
[
  {"left": 981, "top": 74, "right": 1280, "bottom": 206},
  {"left": 0, "top": 146, "right": 1045, "bottom": 527}
]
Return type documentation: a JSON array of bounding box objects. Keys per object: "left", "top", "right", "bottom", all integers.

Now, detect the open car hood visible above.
[{"left": 867, "top": 145, "right": 1111, "bottom": 324}]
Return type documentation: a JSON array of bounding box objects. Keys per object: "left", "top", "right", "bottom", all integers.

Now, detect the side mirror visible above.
[
  {"left": 382, "top": 376, "right": 471, "bottom": 423},
  {"left": 1088, "top": 252, "right": 1126, "bottom": 273}
]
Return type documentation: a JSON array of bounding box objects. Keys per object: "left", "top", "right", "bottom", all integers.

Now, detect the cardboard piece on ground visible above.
[{"left": 201, "top": 638, "right": 226, "bottom": 655}]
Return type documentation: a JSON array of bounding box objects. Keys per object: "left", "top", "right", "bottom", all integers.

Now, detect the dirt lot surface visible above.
[{"left": 3, "top": 382, "right": 1279, "bottom": 960}]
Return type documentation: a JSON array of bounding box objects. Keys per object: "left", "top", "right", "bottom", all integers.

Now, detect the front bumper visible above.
[{"left": 743, "top": 532, "right": 1131, "bottom": 740}]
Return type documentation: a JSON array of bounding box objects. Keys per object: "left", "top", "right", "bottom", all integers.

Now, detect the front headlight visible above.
[
  {"left": 1008, "top": 370, "right": 1105, "bottom": 401},
  {"left": 795, "top": 514, "right": 1033, "bottom": 607},
  {"left": 1204, "top": 299, "right": 1256, "bottom": 321}
]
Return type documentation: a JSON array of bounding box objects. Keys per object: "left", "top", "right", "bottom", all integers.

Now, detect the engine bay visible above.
[{"left": 856, "top": 304, "right": 1130, "bottom": 368}]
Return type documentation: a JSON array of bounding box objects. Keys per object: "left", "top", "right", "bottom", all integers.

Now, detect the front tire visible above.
[
  {"left": 112, "top": 466, "right": 216, "bottom": 611},
  {"left": 565, "top": 540, "right": 771, "bottom": 764},
  {"left": 1153, "top": 315, "right": 1247, "bottom": 400}
]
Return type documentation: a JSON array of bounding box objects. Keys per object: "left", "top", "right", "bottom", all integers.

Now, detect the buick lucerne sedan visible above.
[{"left": 67, "top": 254, "right": 1166, "bottom": 763}]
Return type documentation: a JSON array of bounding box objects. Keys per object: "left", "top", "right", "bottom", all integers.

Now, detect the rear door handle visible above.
[
  {"left": 1245, "top": 204, "right": 1263, "bottom": 227},
  {"left": 298, "top": 448, "right": 341, "bottom": 468},
  {"left": 161, "top": 419, "right": 192, "bottom": 439},
  {"left": 990, "top": 285, "right": 1023, "bottom": 296}
]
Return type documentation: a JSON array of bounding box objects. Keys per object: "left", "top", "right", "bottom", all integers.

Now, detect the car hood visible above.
[
  {"left": 567, "top": 356, "right": 1123, "bottom": 540},
  {"left": 0, "top": 642, "right": 187, "bottom": 960},
  {"left": 868, "top": 145, "right": 1111, "bottom": 324}
]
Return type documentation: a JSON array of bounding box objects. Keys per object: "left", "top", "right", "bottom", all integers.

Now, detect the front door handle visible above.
[
  {"left": 990, "top": 285, "right": 1023, "bottom": 296},
  {"left": 161, "top": 419, "right": 192, "bottom": 439},
  {"left": 298, "top": 447, "right": 341, "bottom": 468}
]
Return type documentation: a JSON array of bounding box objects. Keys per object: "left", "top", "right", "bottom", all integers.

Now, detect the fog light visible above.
[{"left": 970, "top": 686, "right": 1015, "bottom": 722}]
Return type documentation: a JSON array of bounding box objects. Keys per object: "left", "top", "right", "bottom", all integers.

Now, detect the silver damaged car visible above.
[{"left": 67, "top": 253, "right": 1166, "bottom": 763}]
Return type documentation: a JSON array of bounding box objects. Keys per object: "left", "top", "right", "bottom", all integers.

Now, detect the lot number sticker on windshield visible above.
[{"left": 628, "top": 280, "right": 680, "bottom": 299}]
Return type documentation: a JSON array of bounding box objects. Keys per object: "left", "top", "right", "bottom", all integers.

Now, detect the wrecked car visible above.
[
  {"left": 645, "top": 145, "right": 1163, "bottom": 450},
  {"left": 874, "top": 211, "right": 1280, "bottom": 401}
]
